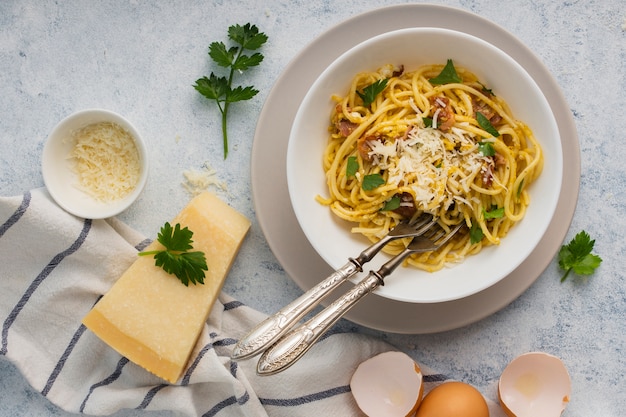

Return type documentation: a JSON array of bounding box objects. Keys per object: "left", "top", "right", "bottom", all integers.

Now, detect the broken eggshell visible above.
[
  {"left": 350, "top": 351, "right": 424, "bottom": 417},
  {"left": 498, "top": 352, "right": 571, "bottom": 417}
]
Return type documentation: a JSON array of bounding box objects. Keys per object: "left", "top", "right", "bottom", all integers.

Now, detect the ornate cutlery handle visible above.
[
  {"left": 256, "top": 272, "right": 381, "bottom": 375},
  {"left": 232, "top": 218, "right": 434, "bottom": 361},
  {"left": 231, "top": 261, "right": 359, "bottom": 360}
]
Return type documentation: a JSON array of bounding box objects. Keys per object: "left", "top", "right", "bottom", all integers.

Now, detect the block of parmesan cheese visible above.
[{"left": 82, "top": 192, "right": 250, "bottom": 383}]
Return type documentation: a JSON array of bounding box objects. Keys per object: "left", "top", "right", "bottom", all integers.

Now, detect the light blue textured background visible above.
[{"left": 1, "top": 1, "right": 625, "bottom": 416}]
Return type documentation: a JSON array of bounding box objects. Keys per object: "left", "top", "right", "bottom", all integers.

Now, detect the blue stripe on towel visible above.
[
  {"left": 223, "top": 300, "right": 245, "bottom": 311},
  {"left": 181, "top": 342, "right": 215, "bottom": 386},
  {"left": 178, "top": 344, "right": 253, "bottom": 417},
  {"left": 201, "top": 391, "right": 250, "bottom": 417},
  {"left": 213, "top": 337, "right": 237, "bottom": 348},
  {"left": 181, "top": 333, "right": 238, "bottom": 385},
  {"left": 136, "top": 384, "right": 169, "bottom": 410},
  {"left": 41, "top": 296, "right": 102, "bottom": 396},
  {"left": 41, "top": 323, "right": 88, "bottom": 396},
  {"left": 259, "top": 385, "right": 352, "bottom": 407},
  {"left": 79, "top": 357, "right": 130, "bottom": 412},
  {"left": 229, "top": 360, "right": 238, "bottom": 377},
  {"left": 0, "top": 191, "right": 31, "bottom": 238},
  {"left": 0, "top": 217, "right": 92, "bottom": 356},
  {"left": 135, "top": 238, "right": 152, "bottom": 252},
  {"left": 139, "top": 337, "right": 252, "bottom": 412}
]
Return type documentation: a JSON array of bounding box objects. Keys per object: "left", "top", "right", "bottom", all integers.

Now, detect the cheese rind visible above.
[{"left": 82, "top": 192, "right": 250, "bottom": 383}]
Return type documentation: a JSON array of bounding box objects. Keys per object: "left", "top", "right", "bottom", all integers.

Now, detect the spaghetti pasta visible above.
[{"left": 317, "top": 61, "right": 544, "bottom": 272}]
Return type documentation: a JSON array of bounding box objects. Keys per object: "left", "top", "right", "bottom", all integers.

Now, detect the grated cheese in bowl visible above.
[
  {"left": 42, "top": 109, "right": 148, "bottom": 219},
  {"left": 68, "top": 121, "right": 141, "bottom": 202}
]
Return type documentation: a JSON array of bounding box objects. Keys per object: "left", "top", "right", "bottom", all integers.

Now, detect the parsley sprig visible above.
[
  {"left": 345, "top": 156, "right": 386, "bottom": 191},
  {"left": 477, "top": 112, "right": 500, "bottom": 138},
  {"left": 362, "top": 173, "right": 385, "bottom": 190},
  {"left": 469, "top": 207, "right": 505, "bottom": 243},
  {"left": 358, "top": 79, "right": 388, "bottom": 107},
  {"left": 194, "top": 23, "right": 268, "bottom": 159},
  {"left": 558, "top": 230, "right": 602, "bottom": 282},
  {"left": 478, "top": 141, "right": 496, "bottom": 156},
  {"left": 469, "top": 223, "right": 483, "bottom": 244},
  {"left": 428, "top": 59, "right": 462, "bottom": 85},
  {"left": 346, "top": 155, "right": 359, "bottom": 177},
  {"left": 138, "top": 222, "right": 208, "bottom": 286},
  {"left": 381, "top": 195, "right": 401, "bottom": 211}
]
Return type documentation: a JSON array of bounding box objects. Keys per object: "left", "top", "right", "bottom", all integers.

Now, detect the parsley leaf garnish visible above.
[
  {"left": 428, "top": 59, "right": 462, "bottom": 85},
  {"left": 478, "top": 141, "right": 496, "bottom": 156},
  {"left": 138, "top": 222, "right": 208, "bottom": 286},
  {"left": 481, "top": 84, "right": 494, "bottom": 96},
  {"left": 516, "top": 179, "right": 525, "bottom": 199},
  {"left": 558, "top": 230, "right": 602, "bottom": 282},
  {"left": 362, "top": 173, "right": 385, "bottom": 190},
  {"left": 469, "top": 222, "right": 484, "bottom": 244},
  {"left": 381, "top": 195, "right": 401, "bottom": 211},
  {"left": 194, "top": 23, "right": 268, "bottom": 159},
  {"left": 357, "top": 79, "right": 388, "bottom": 107},
  {"left": 476, "top": 112, "right": 500, "bottom": 137},
  {"left": 423, "top": 117, "right": 433, "bottom": 128},
  {"left": 346, "top": 156, "right": 359, "bottom": 177},
  {"left": 483, "top": 206, "right": 504, "bottom": 219}
]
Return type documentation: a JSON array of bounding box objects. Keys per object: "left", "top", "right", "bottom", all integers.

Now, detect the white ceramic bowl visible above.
[
  {"left": 42, "top": 109, "right": 148, "bottom": 219},
  {"left": 287, "top": 28, "right": 562, "bottom": 303}
]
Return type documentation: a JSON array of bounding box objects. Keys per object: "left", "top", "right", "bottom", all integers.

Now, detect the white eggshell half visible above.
[
  {"left": 351, "top": 351, "right": 423, "bottom": 417},
  {"left": 499, "top": 352, "right": 571, "bottom": 417}
]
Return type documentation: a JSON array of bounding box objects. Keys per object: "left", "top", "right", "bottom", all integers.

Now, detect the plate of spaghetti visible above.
[{"left": 287, "top": 28, "right": 562, "bottom": 303}]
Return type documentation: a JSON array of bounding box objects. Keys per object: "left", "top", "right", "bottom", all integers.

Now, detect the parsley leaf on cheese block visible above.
[{"left": 82, "top": 192, "right": 250, "bottom": 383}]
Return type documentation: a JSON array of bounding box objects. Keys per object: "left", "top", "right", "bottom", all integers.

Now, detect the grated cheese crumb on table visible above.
[{"left": 182, "top": 163, "right": 228, "bottom": 196}]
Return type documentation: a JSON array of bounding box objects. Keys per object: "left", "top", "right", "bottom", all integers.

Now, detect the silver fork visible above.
[
  {"left": 231, "top": 214, "right": 437, "bottom": 361},
  {"left": 256, "top": 222, "right": 463, "bottom": 375}
]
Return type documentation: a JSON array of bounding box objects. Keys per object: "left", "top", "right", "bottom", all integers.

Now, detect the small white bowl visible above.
[
  {"left": 42, "top": 109, "right": 148, "bottom": 219},
  {"left": 287, "top": 28, "right": 562, "bottom": 303}
]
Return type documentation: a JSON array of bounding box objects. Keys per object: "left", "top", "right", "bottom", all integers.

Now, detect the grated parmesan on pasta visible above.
[
  {"left": 67, "top": 121, "right": 141, "bottom": 202},
  {"left": 367, "top": 123, "right": 488, "bottom": 212}
]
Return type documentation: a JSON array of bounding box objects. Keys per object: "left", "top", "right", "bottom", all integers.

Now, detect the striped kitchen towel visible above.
[{"left": 0, "top": 188, "right": 504, "bottom": 417}]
